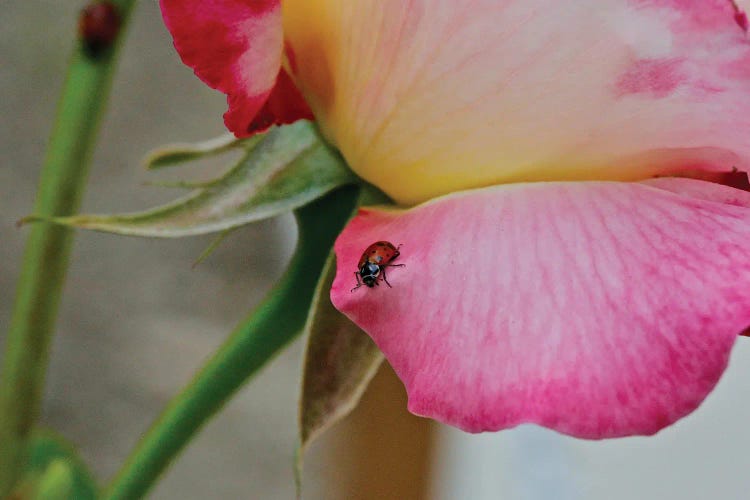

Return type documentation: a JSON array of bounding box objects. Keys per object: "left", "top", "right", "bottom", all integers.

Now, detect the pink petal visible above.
[
  {"left": 160, "top": 0, "right": 311, "bottom": 136},
  {"left": 331, "top": 179, "right": 750, "bottom": 437},
  {"left": 284, "top": 0, "right": 750, "bottom": 204}
]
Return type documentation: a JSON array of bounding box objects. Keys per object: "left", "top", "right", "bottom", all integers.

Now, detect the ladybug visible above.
[
  {"left": 78, "top": 1, "right": 121, "bottom": 57},
  {"left": 351, "top": 241, "right": 404, "bottom": 291}
]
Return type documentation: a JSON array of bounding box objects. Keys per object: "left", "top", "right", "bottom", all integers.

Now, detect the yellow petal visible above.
[{"left": 284, "top": 0, "right": 750, "bottom": 205}]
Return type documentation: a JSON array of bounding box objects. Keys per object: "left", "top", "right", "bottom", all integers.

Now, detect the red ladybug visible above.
[
  {"left": 78, "top": 1, "right": 121, "bottom": 56},
  {"left": 351, "top": 241, "right": 404, "bottom": 291}
]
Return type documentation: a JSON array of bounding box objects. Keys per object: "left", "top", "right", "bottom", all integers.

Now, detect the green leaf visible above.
[
  {"left": 143, "top": 133, "right": 255, "bottom": 170},
  {"left": 11, "top": 429, "right": 99, "bottom": 500},
  {"left": 32, "top": 460, "right": 74, "bottom": 500},
  {"left": 24, "top": 121, "right": 358, "bottom": 237}
]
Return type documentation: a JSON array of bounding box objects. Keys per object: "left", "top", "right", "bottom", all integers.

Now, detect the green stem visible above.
[
  {"left": 0, "top": 1, "right": 136, "bottom": 495},
  {"left": 104, "top": 187, "right": 360, "bottom": 500}
]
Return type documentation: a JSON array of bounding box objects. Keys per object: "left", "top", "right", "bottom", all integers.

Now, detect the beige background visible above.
[{"left": 2, "top": 1, "right": 323, "bottom": 497}]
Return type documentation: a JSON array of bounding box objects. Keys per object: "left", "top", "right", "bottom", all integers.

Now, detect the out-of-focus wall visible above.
[{"left": 1, "top": 2, "right": 306, "bottom": 498}]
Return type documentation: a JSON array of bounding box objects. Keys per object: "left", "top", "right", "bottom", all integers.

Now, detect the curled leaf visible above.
[
  {"left": 141, "top": 179, "right": 219, "bottom": 190},
  {"left": 25, "top": 122, "right": 357, "bottom": 237},
  {"left": 144, "top": 132, "right": 255, "bottom": 170}
]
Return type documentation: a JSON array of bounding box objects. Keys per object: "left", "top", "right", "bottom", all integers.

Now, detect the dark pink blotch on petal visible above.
[
  {"left": 616, "top": 58, "right": 686, "bottom": 98},
  {"left": 737, "top": 10, "right": 749, "bottom": 30},
  {"left": 617, "top": 1, "right": 749, "bottom": 100},
  {"left": 331, "top": 180, "right": 750, "bottom": 438},
  {"left": 160, "top": 0, "right": 311, "bottom": 137},
  {"left": 733, "top": 0, "right": 750, "bottom": 30},
  {"left": 667, "top": 169, "right": 750, "bottom": 192},
  {"left": 628, "top": 0, "right": 742, "bottom": 31}
]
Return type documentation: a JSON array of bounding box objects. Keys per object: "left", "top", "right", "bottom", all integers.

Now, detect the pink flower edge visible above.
[
  {"left": 160, "top": 0, "right": 311, "bottom": 136},
  {"left": 331, "top": 179, "right": 750, "bottom": 438}
]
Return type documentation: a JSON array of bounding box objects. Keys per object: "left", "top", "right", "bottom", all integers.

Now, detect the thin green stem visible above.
[
  {"left": 104, "top": 187, "right": 360, "bottom": 500},
  {"left": 0, "top": 1, "right": 136, "bottom": 495}
]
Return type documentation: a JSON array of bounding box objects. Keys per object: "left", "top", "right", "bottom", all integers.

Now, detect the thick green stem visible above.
[
  {"left": 104, "top": 187, "right": 360, "bottom": 500},
  {"left": 0, "top": 1, "right": 136, "bottom": 495}
]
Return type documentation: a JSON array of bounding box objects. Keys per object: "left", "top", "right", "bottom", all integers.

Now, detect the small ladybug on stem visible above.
[
  {"left": 351, "top": 241, "right": 405, "bottom": 292},
  {"left": 78, "top": 1, "right": 121, "bottom": 57}
]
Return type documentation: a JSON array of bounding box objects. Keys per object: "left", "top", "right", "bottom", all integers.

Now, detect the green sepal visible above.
[
  {"left": 294, "top": 186, "right": 393, "bottom": 493},
  {"left": 295, "top": 252, "right": 384, "bottom": 492},
  {"left": 143, "top": 133, "right": 258, "bottom": 170},
  {"left": 299, "top": 253, "right": 384, "bottom": 447},
  {"left": 23, "top": 121, "right": 358, "bottom": 237}
]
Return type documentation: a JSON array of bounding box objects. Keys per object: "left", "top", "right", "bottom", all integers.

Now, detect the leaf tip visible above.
[{"left": 293, "top": 444, "right": 304, "bottom": 500}]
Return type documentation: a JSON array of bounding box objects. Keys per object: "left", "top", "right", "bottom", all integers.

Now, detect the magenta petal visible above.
[
  {"left": 331, "top": 179, "right": 750, "bottom": 438},
  {"left": 160, "top": 0, "right": 310, "bottom": 136}
]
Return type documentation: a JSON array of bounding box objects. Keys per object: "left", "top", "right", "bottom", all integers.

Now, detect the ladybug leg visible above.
[
  {"left": 351, "top": 271, "right": 362, "bottom": 292},
  {"left": 381, "top": 267, "right": 392, "bottom": 288},
  {"left": 393, "top": 244, "right": 403, "bottom": 260}
]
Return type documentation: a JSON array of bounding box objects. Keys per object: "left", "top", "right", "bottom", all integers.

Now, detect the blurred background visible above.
[{"left": 2, "top": 1, "right": 750, "bottom": 499}]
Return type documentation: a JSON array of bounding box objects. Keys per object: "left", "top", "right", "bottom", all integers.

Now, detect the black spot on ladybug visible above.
[{"left": 79, "top": 1, "right": 121, "bottom": 58}]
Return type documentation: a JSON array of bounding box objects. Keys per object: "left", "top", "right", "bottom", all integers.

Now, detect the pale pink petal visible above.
[
  {"left": 331, "top": 179, "right": 750, "bottom": 437},
  {"left": 161, "top": 0, "right": 311, "bottom": 136},
  {"left": 284, "top": 0, "right": 750, "bottom": 204}
]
